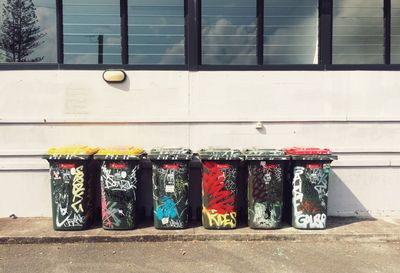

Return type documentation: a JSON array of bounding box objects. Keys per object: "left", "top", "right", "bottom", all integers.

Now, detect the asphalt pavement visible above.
[{"left": 1, "top": 241, "right": 399, "bottom": 273}]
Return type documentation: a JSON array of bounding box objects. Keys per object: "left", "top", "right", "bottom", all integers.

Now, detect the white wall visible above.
[{"left": 1, "top": 70, "right": 400, "bottom": 217}]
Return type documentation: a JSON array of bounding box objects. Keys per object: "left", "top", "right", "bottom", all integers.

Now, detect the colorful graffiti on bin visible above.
[
  {"left": 202, "top": 162, "right": 237, "bottom": 229},
  {"left": 100, "top": 162, "right": 138, "bottom": 229},
  {"left": 50, "top": 163, "right": 92, "bottom": 229},
  {"left": 292, "top": 164, "right": 330, "bottom": 229},
  {"left": 248, "top": 163, "right": 283, "bottom": 228},
  {"left": 153, "top": 162, "right": 189, "bottom": 228}
]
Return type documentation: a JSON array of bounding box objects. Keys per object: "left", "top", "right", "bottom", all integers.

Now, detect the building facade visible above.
[{"left": 1, "top": 0, "right": 400, "bottom": 218}]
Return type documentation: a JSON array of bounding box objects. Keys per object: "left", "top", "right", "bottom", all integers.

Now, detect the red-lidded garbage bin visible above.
[{"left": 285, "top": 147, "right": 338, "bottom": 229}]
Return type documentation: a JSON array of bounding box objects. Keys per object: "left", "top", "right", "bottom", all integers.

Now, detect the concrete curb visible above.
[
  {"left": 1, "top": 218, "right": 400, "bottom": 244},
  {"left": 1, "top": 233, "right": 400, "bottom": 245}
]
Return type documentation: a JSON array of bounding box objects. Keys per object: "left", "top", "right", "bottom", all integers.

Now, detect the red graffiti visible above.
[
  {"left": 300, "top": 200, "right": 320, "bottom": 214},
  {"left": 101, "top": 184, "right": 112, "bottom": 228},
  {"left": 203, "top": 162, "right": 234, "bottom": 214}
]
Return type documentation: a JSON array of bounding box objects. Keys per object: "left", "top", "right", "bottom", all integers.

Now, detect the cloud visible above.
[
  {"left": 201, "top": 18, "right": 257, "bottom": 65},
  {"left": 33, "top": 3, "right": 57, "bottom": 63}
]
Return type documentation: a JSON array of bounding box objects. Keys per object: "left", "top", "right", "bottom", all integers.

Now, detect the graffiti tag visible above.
[
  {"left": 203, "top": 207, "right": 237, "bottom": 228},
  {"left": 71, "top": 166, "right": 85, "bottom": 213}
]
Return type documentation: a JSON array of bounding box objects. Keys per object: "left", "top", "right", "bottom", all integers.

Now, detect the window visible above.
[
  {"left": 392, "top": 0, "right": 400, "bottom": 63},
  {"left": 63, "top": 0, "right": 122, "bottom": 64},
  {"left": 332, "top": 0, "right": 384, "bottom": 64},
  {"left": 201, "top": 0, "right": 257, "bottom": 65},
  {"left": 264, "top": 0, "right": 319, "bottom": 64},
  {"left": 128, "top": 0, "right": 185, "bottom": 64},
  {"left": 3, "top": 0, "right": 400, "bottom": 69},
  {"left": 0, "top": 0, "right": 56, "bottom": 63}
]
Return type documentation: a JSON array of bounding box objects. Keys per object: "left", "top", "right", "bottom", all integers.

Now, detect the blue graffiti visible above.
[{"left": 156, "top": 196, "right": 177, "bottom": 220}]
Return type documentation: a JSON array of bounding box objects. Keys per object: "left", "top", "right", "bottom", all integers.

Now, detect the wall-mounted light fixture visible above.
[{"left": 103, "top": 69, "right": 127, "bottom": 83}]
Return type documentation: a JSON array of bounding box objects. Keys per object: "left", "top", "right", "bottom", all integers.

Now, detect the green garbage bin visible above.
[
  {"left": 285, "top": 148, "right": 338, "bottom": 229},
  {"left": 94, "top": 147, "right": 144, "bottom": 230},
  {"left": 199, "top": 148, "right": 242, "bottom": 229},
  {"left": 244, "top": 149, "right": 290, "bottom": 229},
  {"left": 149, "top": 148, "right": 192, "bottom": 229},
  {"left": 43, "top": 146, "right": 98, "bottom": 231}
]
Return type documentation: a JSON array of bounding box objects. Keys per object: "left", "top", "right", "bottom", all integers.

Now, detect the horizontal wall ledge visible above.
[
  {"left": 1, "top": 159, "right": 400, "bottom": 171},
  {"left": 332, "top": 160, "right": 399, "bottom": 167},
  {"left": 3, "top": 117, "right": 400, "bottom": 124},
  {"left": 0, "top": 162, "right": 48, "bottom": 171}
]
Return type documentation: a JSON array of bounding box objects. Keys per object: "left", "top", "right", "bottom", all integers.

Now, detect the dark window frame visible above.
[{"left": 0, "top": 0, "right": 398, "bottom": 71}]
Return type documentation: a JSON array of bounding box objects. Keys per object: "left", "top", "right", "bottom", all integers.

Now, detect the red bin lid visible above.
[{"left": 284, "top": 147, "right": 331, "bottom": 155}]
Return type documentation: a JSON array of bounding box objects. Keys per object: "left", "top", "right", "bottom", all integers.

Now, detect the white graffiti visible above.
[
  {"left": 251, "top": 202, "right": 281, "bottom": 227},
  {"left": 53, "top": 170, "right": 61, "bottom": 180},
  {"left": 164, "top": 169, "right": 176, "bottom": 193},
  {"left": 274, "top": 166, "right": 283, "bottom": 183},
  {"left": 64, "top": 214, "right": 85, "bottom": 227},
  {"left": 62, "top": 172, "right": 72, "bottom": 183},
  {"left": 254, "top": 202, "right": 267, "bottom": 223},
  {"left": 56, "top": 207, "right": 84, "bottom": 228},
  {"left": 263, "top": 172, "right": 272, "bottom": 185},
  {"left": 222, "top": 167, "right": 237, "bottom": 194},
  {"left": 102, "top": 165, "right": 138, "bottom": 197},
  {"left": 292, "top": 166, "right": 328, "bottom": 228},
  {"left": 306, "top": 168, "right": 328, "bottom": 207},
  {"left": 105, "top": 201, "right": 122, "bottom": 227},
  {"left": 168, "top": 219, "right": 184, "bottom": 228},
  {"left": 57, "top": 194, "right": 69, "bottom": 216},
  {"left": 295, "top": 213, "right": 326, "bottom": 229},
  {"left": 292, "top": 167, "right": 304, "bottom": 217}
]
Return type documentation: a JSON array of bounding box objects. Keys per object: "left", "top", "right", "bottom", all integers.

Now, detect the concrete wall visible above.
[{"left": 1, "top": 70, "right": 400, "bottom": 218}]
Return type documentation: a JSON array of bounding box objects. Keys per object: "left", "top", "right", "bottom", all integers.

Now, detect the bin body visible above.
[
  {"left": 150, "top": 148, "right": 192, "bottom": 229},
  {"left": 45, "top": 155, "right": 94, "bottom": 231},
  {"left": 245, "top": 149, "right": 290, "bottom": 229},
  {"left": 286, "top": 148, "right": 337, "bottom": 229},
  {"left": 96, "top": 155, "right": 141, "bottom": 230},
  {"left": 200, "top": 149, "right": 242, "bottom": 229}
]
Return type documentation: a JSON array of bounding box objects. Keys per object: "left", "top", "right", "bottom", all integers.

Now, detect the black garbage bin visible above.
[
  {"left": 199, "top": 148, "right": 242, "bottom": 229},
  {"left": 244, "top": 149, "right": 290, "bottom": 229},
  {"left": 43, "top": 146, "right": 98, "bottom": 231},
  {"left": 94, "top": 147, "right": 144, "bottom": 230},
  {"left": 285, "top": 148, "right": 338, "bottom": 229},
  {"left": 149, "top": 148, "right": 192, "bottom": 229}
]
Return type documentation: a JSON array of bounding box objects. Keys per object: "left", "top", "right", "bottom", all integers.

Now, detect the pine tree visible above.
[{"left": 0, "top": 0, "right": 46, "bottom": 62}]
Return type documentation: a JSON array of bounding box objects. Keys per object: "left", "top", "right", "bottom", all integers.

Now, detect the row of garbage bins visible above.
[{"left": 43, "top": 147, "right": 337, "bottom": 231}]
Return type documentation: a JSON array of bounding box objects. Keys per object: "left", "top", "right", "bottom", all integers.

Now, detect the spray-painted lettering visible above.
[
  {"left": 296, "top": 213, "right": 327, "bottom": 229},
  {"left": 292, "top": 167, "right": 304, "bottom": 216},
  {"left": 71, "top": 166, "right": 84, "bottom": 213},
  {"left": 203, "top": 207, "right": 237, "bottom": 228}
]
